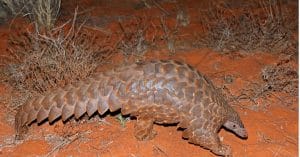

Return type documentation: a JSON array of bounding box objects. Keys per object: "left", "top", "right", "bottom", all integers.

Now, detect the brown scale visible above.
[{"left": 15, "top": 60, "right": 248, "bottom": 156}]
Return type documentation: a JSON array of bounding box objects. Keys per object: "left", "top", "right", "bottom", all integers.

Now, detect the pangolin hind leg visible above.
[
  {"left": 129, "top": 103, "right": 181, "bottom": 141},
  {"left": 121, "top": 102, "right": 157, "bottom": 141},
  {"left": 184, "top": 128, "right": 232, "bottom": 156},
  {"left": 134, "top": 115, "right": 157, "bottom": 141}
]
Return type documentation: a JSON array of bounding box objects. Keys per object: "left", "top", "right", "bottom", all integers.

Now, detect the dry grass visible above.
[
  {"left": 201, "top": 1, "right": 298, "bottom": 110},
  {"left": 1, "top": 0, "right": 61, "bottom": 30},
  {"left": 1, "top": 11, "right": 115, "bottom": 108},
  {"left": 195, "top": 0, "right": 297, "bottom": 55}
]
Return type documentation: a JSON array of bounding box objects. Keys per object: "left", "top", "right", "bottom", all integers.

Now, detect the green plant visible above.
[{"left": 116, "top": 114, "right": 129, "bottom": 128}]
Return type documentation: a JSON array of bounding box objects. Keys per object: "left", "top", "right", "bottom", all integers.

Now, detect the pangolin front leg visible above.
[{"left": 184, "top": 128, "right": 232, "bottom": 157}]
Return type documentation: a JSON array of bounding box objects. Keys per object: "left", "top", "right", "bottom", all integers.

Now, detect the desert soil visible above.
[{"left": 0, "top": 0, "right": 298, "bottom": 157}]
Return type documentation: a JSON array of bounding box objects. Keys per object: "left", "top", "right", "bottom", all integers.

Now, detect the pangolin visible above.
[{"left": 15, "top": 60, "right": 247, "bottom": 156}]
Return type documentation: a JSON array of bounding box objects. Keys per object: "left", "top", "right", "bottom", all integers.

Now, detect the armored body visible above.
[{"left": 15, "top": 60, "right": 247, "bottom": 156}]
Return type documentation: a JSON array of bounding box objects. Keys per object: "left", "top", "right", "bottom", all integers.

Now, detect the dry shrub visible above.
[
  {"left": 117, "top": 15, "right": 181, "bottom": 60},
  {"left": 261, "top": 61, "right": 298, "bottom": 96},
  {"left": 117, "top": 16, "right": 150, "bottom": 61},
  {"left": 196, "top": 0, "right": 296, "bottom": 54},
  {"left": 0, "top": 0, "right": 61, "bottom": 30},
  {"left": 159, "top": 15, "right": 180, "bottom": 55},
  {"left": 222, "top": 59, "right": 298, "bottom": 111},
  {"left": 1, "top": 14, "right": 115, "bottom": 106}
]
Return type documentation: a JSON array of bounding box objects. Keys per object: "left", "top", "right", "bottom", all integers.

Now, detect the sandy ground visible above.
[{"left": 0, "top": 0, "right": 298, "bottom": 157}]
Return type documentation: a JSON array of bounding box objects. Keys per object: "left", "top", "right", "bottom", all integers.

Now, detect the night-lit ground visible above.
[{"left": 0, "top": 0, "right": 298, "bottom": 156}]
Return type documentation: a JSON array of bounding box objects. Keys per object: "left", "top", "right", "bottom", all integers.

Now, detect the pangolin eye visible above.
[{"left": 232, "top": 124, "right": 236, "bottom": 128}]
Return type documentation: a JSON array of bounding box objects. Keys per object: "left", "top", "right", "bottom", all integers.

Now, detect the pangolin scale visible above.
[{"left": 15, "top": 60, "right": 247, "bottom": 156}]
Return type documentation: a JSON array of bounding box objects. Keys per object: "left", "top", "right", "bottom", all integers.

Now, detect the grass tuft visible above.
[
  {"left": 1, "top": 11, "right": 115, "bottom": 108},
  {"left": 195, "top": 0, "right": 296, "bottom": 55}
]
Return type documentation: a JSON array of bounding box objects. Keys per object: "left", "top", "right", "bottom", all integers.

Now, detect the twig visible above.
[
  {"left": 45, "top": 132, "right": 82, "bottom": 157},
  {"left": 153, "top": 144, "right": 168, "bottom": 157},
  {"left": 83, "top": 25, "right": 112, "bottom": 35},
  {"left": 151, "top": 0, "right": 170, "bottom": 16}
]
